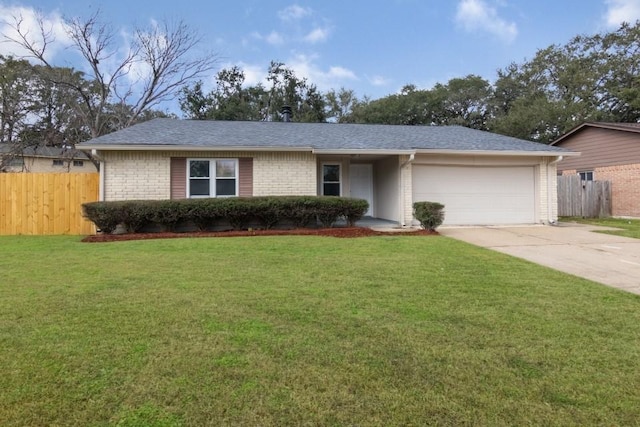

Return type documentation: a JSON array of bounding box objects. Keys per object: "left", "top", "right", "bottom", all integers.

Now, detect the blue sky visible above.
[{"left": 1, "top": 0, "right": 639, "bottom": 112}]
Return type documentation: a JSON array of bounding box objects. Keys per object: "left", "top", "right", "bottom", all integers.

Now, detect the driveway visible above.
[{"left": 439, "top": 223, "right": 640, "bottom": 295}]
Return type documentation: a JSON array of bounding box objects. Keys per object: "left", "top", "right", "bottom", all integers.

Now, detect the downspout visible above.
[
  {"left": 93, "top": 149, "right": 105, "bottom": 202},
  {"left": 399, "top": 153, "right": 415, "bottom": 226},
  {"left": 547, "top": 156, "right": 563, "bottom": 225}
]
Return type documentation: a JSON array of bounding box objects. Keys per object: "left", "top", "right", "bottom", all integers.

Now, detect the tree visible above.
[
  {"left": 3, "top": 10, "right": 217, "bottom": 139},
  {"left": 436, "top": 75, "right": 493, "bottom": 130},
  {"left": 0, "top": 56, "right": 37, "bottom": 145},
  {"left": 180, "top": 62, "right": 327, "bottom": 122},
  {"left": 344, "top": 76, "right": 491, "bottom": 130},
  {"left": 263, "top": 61, "right": 326, "bottom": 122},
  {"left": 489, "top": 21, "right": 640, "bottom": 142},
  {"left": 325, "top": 88, "right": 359, "bottom": 123}
]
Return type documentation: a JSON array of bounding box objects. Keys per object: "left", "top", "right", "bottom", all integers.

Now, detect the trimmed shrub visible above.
[
  {"left": 82, "top": 202, "right": 120, "bottom": 234},
  {"left": 150, "top": 200, "right": 186, "bottom": 232},
  {"left": 184, "top": 198, "right": 223, "bottom": 231},
  {"left": 119, "top": 201, "right": 153, "bottom": 233},
  {"left": 283, "top": 196, "right": 318, "bottom": 228},
  {"left": 218, "top": 198, "right": 254, "bottom": 230},
  {"left": 252, "top": 197, "right": 282, "bottom": 229},
  {"left": 82, "top": 196, "right": 372, "bottom": 234},
  {"left": 413, "top": 201, "right": 445, "bottom": 231},
  {"left": 338, "top": 197, "right": 369, "bottom": 226},
  {"left": 315, "top": 196, "right": 343, "bottom": 228}
]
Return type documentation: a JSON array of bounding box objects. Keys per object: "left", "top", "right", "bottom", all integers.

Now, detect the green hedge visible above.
[
  {"left": 413, "top": 201, "right": 445, "bottom": 231},
  {"left": 82, "top": 196, "right": 369, "bottom": 234}
]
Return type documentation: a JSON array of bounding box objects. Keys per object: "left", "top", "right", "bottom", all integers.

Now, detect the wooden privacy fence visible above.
[
  {"left": 557, "top": 175, "right": 611, "bottom": 218},
  {"left": 0, "top": 173, "right": 99, "bottom": 235}
]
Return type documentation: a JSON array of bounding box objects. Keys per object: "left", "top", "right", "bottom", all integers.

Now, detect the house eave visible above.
[
  {"left": 77, "top": 144, "right": 315, "bottom": 152},
  {"left": 312, "top": 149, "right": 415, "bottom": 155},
  {"left": 414, "top": 149, "right": 580, "bottom": 157}
]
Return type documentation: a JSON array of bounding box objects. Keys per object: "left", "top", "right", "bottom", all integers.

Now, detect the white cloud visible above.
[
  {"left": 604, "top": 0, "right": 640, "bottom": 27},
  {"left": 455, "top": 0, "right": 517, "bottom": 43},
  {"left": 303, "top": 27, "right": 330, "bottom": 43},
  {"left": 278, "top": 4, "right": 313, "bottom": 21},
  {"left": 367, "top": 75, "right": 390, "bottom": 87},
  {"left": 286, "top": 53, "right": 357, "bottom": 91},
  {"left": 327, "top": 66, "right": 357, "bottom": 80},
  {"left": 0, "top": 5, "right": 71, "bottom": 61},
  {"left": 238, "top": 62, "right": 267, "bottom": 86},
  {"left": 265, "top": 31, "right": 284, "bottom": 45},
  {"left": 244, "top": 30, "right": 284, "bottom": 46}
]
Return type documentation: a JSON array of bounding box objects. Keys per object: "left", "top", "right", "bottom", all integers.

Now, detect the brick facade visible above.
[
  {"left": 101, "top": 150, "right": 316, "bottom": 201},
  {"left": 562, "top": 164, "right": 640, "bottom": 217},
  {"left": 594, "top": 164, "right": 640, "bottom": 217}
]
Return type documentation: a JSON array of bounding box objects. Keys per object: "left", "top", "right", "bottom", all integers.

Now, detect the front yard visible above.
[
  {"left": 562, "top": 216, "right": 640, "bottom": 239},
  {"left": 1, "top": 235, "right": 639, "bottom": 426}
]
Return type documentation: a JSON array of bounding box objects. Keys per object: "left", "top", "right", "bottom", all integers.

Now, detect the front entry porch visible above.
[{"left": 316, "top": 154, "right": 409, "bottom": 225}]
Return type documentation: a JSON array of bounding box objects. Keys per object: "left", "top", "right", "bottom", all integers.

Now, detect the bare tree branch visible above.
[
  {"left": 2, "top": 11, "right": 217, "bottom": 139},
  {"left": 2, "top": 12, "right": 55, "bottom": 67}
]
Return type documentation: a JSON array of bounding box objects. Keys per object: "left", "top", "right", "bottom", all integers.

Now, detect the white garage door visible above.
[{"left": 412, "top": 165, "right": 536, "bottom": 225}]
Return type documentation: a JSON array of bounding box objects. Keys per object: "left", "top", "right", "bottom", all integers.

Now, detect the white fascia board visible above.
[
  {"left": 413, "top": 149, "right": 580, "bottom": 157},
  {"left": 312, "top": 149, "right": 415, "bottom": 155},
  {"left": 76, "top": 144, "right": 314, "bottom": 152}
]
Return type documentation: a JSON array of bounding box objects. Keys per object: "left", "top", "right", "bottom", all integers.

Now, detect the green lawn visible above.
[
  {"left": 561, "top": 216, "right": 640, "bottom": 239},
  {"left": 1, "top": 235, "right": 640, "bottom": 426}
]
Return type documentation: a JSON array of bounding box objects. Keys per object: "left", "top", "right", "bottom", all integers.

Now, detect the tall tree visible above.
[
  {"left": 0, "top": 56, "right": 37, "bottom": 145},
  {"left": 180, "top": 62, "right": 327, "bottom": 122},
  {"left": 325, "top": 88, "right": 359, "bottom": 123},
  {"left": 4, "top": 10, "right": 217, "bottom": 138},
  {"left": 489, "top": 21, "right": 640, "bottom": 142}
]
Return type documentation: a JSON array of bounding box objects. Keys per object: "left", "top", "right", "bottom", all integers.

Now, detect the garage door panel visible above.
[{"left": 412, "top": 166, "right": 535, "bottom": 225}]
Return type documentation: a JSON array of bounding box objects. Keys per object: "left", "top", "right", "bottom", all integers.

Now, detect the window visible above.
[
  {"left": 8, "top": 158, "right": 24, "bottom": 167},
  {"left": 578, "top": 171, "right": 594, "bottom": 181},
  {"left": 52, "top": 159, "right": 64, "bottom": 167},
  {"left": 188, "top": 159, "right": 238, "bottom": 198},
  {"left": 322, "top": 164, "right": 341, "bottom": 196},
  {"left": 73, "top": 160, "right": 84, "bottom": 167}
]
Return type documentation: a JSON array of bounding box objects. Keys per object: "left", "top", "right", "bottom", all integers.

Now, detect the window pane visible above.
[
  {"left": 323, "top": 165, "right": 340, "bottom": 182},
  {"left": 190, "top": 160, "right": 210, "bottom": 178},
  {"left": 216, "top": 179, "right": 236, "bottom": 196},
  {"left": 323, "top": 183, "right": 340, "bottom": 196},
  {"left": 579, "top": 171, "right": 594, "bottom": 181},
  {"left": 216, "top": 160, "right": 236, "bottom": 178},
  {"left": 190, "top": 179, "right": 210, "bottom": 196}
]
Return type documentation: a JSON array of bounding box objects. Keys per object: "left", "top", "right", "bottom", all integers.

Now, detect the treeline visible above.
[{"left": 181, "top": 21, "right": 640, "bottom": 143}]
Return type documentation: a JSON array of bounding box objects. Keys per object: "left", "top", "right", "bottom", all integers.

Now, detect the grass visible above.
[
  {"left": 561, "top": 216, "right": 640, "bottom": 239},
  {"left": 1, "top": 235, "right": 640, "bottom": 426}
]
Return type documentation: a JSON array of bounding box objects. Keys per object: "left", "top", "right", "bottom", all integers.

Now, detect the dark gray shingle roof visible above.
[{"left": 80, "top": 118, "right": 569, "bottom": 153}]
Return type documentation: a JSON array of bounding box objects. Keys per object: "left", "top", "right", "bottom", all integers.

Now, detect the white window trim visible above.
[
  {"left": 186, "top": 158, "right": 239, "bottom": 198},
  {"left": 321, "top": 162, "right": 342, "bottom": 196}
]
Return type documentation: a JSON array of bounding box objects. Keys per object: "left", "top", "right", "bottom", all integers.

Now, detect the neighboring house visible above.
[
  {"left": 552, "top": 122, "right": 640, "bottom": 217},
  {"left": 78, "top": 118, "right": 576, "bottom": 226},
  {"left": 0, "top": 146, "right": 97, "bottom": 173}
]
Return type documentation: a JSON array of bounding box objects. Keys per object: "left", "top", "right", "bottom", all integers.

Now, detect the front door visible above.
[{"left": 349, "top": 164, "right": 373, "bottom": 216}]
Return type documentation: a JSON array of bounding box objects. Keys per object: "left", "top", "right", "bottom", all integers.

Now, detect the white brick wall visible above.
[
  {"left": 253, "top": 152, "right": 316, "bottom": 196},
  {"left": 103, "top": 151, "right": 170, "bottom": 201},
  {"left": 399, "top": 155, "right": 413, "bottom": 225},
  {"left": 101, "top": 150, "right": 316, "bottom": 201}
]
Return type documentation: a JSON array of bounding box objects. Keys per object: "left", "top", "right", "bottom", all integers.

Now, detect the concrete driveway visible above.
[{"left": 439, "top": 223, "right": 640, "bottom": 295}]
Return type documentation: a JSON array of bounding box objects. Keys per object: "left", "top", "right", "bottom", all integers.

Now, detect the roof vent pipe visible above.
[{"left": 281, "top": 105, "right": 292, "bottom": 122}]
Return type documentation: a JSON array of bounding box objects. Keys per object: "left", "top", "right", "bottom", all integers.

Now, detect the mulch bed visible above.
[{"left": 81, "top": 227, "right": 436, "bottom": 242}]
